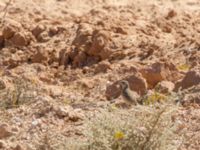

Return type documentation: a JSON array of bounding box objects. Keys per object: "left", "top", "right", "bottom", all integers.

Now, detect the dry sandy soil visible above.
[{"left": 0, "top": 0, "right": 200, "bottom": 149}]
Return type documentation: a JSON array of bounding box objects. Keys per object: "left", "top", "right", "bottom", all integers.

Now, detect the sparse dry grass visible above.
[
  {"left": 0, "top": 77, "right": 39, "bottom": 109},
  {"left": 64, "top": 105, "right": 185, "bottom": 150}
]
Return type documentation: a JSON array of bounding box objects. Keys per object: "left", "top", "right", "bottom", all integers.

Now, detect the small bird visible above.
[{"left": 119, "top": 80, "right": 140, "bottom": 105}]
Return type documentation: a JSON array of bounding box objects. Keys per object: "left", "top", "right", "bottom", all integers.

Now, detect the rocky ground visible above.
[{"left": 0, "top": 0, "right": 200, "bottom": 149}]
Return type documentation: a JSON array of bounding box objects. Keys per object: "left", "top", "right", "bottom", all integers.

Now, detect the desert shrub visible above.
[
  {"left": 142, "top": 92, "right": 167, "bottom": 105},
  {"left": 65, "top": 105, "right": 184, "bottom": 150},
  {"left": 0, "top": 77, "right": 39, "bottom": 109},
  {"left": 141, "top": 89, "right": 184, "bottom": 105}
]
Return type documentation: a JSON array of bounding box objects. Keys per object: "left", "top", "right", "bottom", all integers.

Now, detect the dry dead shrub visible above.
[{"left": 65, "top": 105, "right": 184, "bottom": 150}]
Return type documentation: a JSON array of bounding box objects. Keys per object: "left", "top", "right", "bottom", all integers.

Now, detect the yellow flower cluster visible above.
[
  {"left": 177, "top": 64, "right": 190, "bottom": 71},
  {"left": 144, "top": 92, "right": 167, "bottom": 105},
  {"left": 114, "top": 131, "right": 124, "bottom": 140}
]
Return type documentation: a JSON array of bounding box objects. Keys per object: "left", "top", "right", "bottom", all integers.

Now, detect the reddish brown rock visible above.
[
  {"left": 0, "top": 124, "right": 13, "bottom": 139},
  {"left": 106, "top": 81, "right": 121, "bottom": 100},
  {"left": 3, "top": 25, "right": 17, "bottom": 39},
  {"left": 94, "top": 60, "right": 111, "bottom": 73},
  {"left": 105, "top": 73, "right": 147, "bottom": 100},
  {"left": 31, "top": 24, "right": 51, "bottom": 42},
  {"left": 166, "top": 10, "right": 177, "bottom": 19},
  {"left": 87, "top": 30, "right": 111, "bottom": 59},
  {"left": 2, "top": 20, "right": 21, "bottom": 39},
  {"left": 32, "top": 24, "right": 46, "bottom": 37},
  {"left": 63, "top": 23, "right": 136, "bottom": 68},
  {"left": 69, "top": 24, "right": 113, "bottom": 67},
  {"left": 10, "top": 32, "right": 29, "bottom": 47},
  {"left": 175, "top": 68, "right": 200, "bottom": 90},
  {"left": 126, "top": 75, "right": 148, "bottom": 95},
  {"left": 32, "top": 49, "right": 48, "bottom": 64},
  {"left": 140, "top": 62, "right": 182, "bottom": 89},
  {"left": 49, "top": 26, "right": 59, "bottom": 36},
  {"left": 72, "top": 23, "right": 93, "bottom": 50},
  {"left": 72, "top": 51, "right": 87, "bottom": 67}
]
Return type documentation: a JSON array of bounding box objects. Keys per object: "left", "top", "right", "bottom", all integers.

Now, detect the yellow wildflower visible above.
[
  {"left": 144, "top": 92, "right": 167, "bottom": 105},
  {"left": 177, "top": 64, "right": 190, "bottom": 71},
  {"left": 114, "top": 131, "right": 124, "bottom": 140}
]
